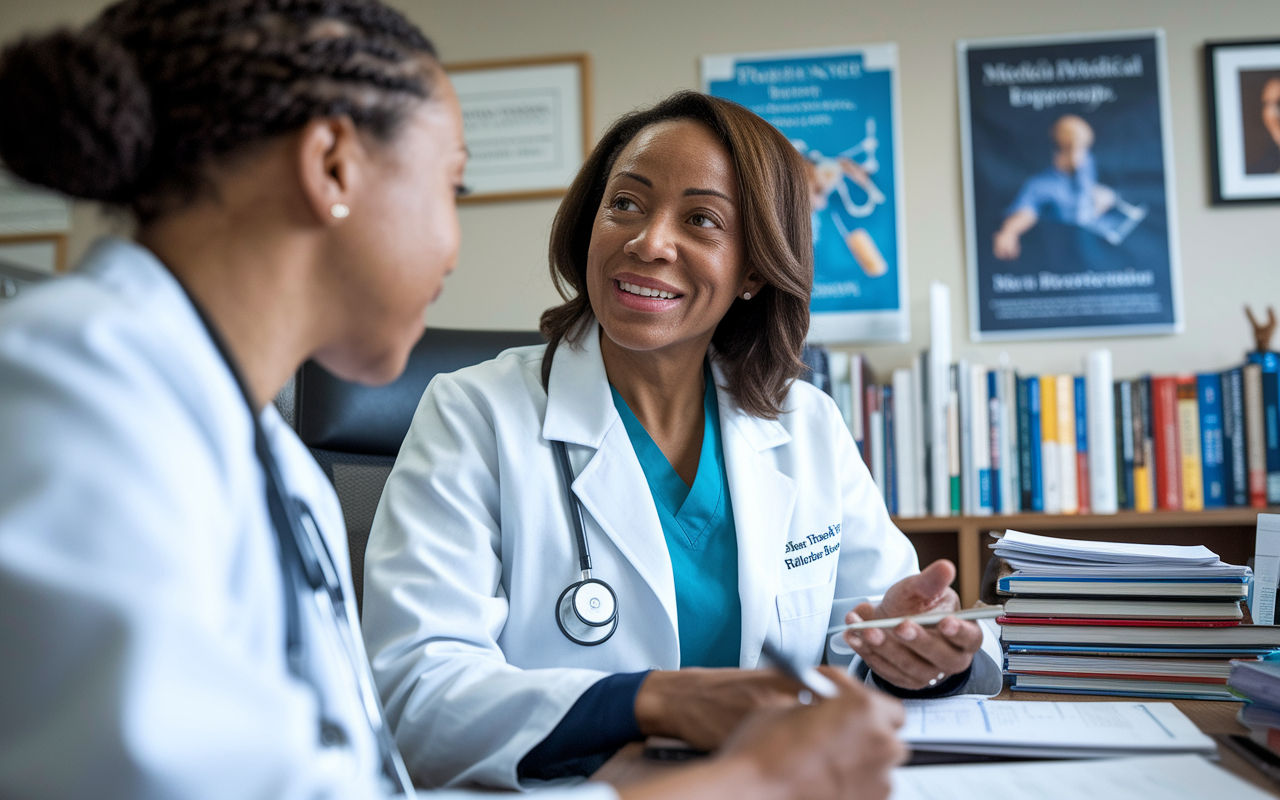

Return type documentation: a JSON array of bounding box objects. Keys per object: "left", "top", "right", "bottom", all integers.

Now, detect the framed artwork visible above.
[
  {"left": 958, "top": 30, "right": 1182, "bottom": 341},
  {"left": 703, "top": 43, "right": 909, "bottom": 344},
  {"left": 1205, "top": 39, "right": 1280, "bottom": 204},
  {"left": 446, "top": 54, "right": 591, "bottom": 203},
  {"left": 0, "top": 232, "right": 67, "bottom": 273}
]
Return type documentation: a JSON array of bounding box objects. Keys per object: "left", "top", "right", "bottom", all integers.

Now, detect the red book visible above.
[
  {"left": 996, "top": 616, "right": 1241, "bottom": 628},
  {"left": 1151, "top": 376, "right": 1182, "bottom": 510},
  {"left": 1076, "top": 451, "right": 1091, "bottom": 514}
]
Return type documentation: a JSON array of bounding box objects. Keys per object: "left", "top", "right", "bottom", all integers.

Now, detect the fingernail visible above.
[
  {"left": 898, "top": 625, "right": 917, "bottom": 641},
  {"left": 941, "top": 620, "right": 957, "bottom": 635}
]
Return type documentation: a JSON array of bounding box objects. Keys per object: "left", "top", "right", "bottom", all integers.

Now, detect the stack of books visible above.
[
  {"left": 993, "top": 530, "right": 1277, "bottom": 700},
  {"left": 1228, "top": 660, "right": 1280, "bottom": 754}
]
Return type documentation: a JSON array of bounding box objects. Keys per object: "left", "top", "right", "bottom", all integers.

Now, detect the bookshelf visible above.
[{"left": 893, "top": 508, "right": 1279, "bottom": 607}]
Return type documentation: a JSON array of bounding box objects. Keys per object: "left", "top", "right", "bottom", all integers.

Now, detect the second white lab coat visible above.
[
  {"left": 362, "top": 322, "right": 999, "bottom": 790},
  {"left": 0, "top": 239, "right": 613, "bottom": 800}
]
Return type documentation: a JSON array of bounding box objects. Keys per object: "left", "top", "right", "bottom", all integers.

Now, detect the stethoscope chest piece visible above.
[{"left": 556, "top": 578, "right": 618, "bottom": 645}]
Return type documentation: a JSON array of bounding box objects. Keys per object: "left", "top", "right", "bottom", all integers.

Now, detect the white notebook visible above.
[{"left": 900, "top": 697, "right": 1214, "bottom": 757}]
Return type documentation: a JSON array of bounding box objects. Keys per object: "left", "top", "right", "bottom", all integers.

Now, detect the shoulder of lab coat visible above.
[
  {"left": 0, "top": 239, "right": 380, "bottom": 799},
  {"left": 362, "top": 342, "right": 609, "bottom": 790}
]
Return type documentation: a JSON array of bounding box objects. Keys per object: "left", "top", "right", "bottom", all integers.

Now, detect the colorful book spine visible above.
[
  {"left": 1017, "top": 376, "right": 1034, "bottom": 511},
  {"left": 884, "top": 385, "right": 897, "bottom": 515},
  {"left": 1074, "top": 375, "right": 1090, "bottom": 515},
  {"left": 1152, "top": 376, "right": 1182, "bottom": 510},
  {"left": 1000, "top": 368, "right": 1021, "bottom": 513},
  {"left": 1249, "top": 352, "right": 1280, "bottom": 504},
  {"left": 911, "top": 354, "right": 928, "bottom": 516},
  {"left": 892, "top": 368, "right": 918, "bottom": 517},
  {"left": 1175, "top": 376, "right": 1204, "bottom": 512},
  {"left": 1027, "top": 376, "right": 1044, "bottom": 512},
  {"left": 1245, "top": 363, "right": 1269, "bottom": 508},
  {"left": 1040, "top": 375, "right": 1061, "bottom": 513},
  {"left": 868, "top": 385, "right": 885, "bottom": 500},
  {"left": 1134, "top": 378, "right": 1156, "bottom": 512},
  {"left": 1085, "top": 350, "right": 1117, "bottom": 514},
  {"left": 1221, "top": 367, "right": 1248, "bottom": 507},
  {"left": 1116, "top": 381, "right": 1134, "bottom": 510},
  {"left": 972, "top": 364, "right": 993, "bottom": 516},
  {"left": 1056, "top": 374, "right": 1078, "bottom": 514},
  {"left": 1197, "top": 373, "right": 1226, "bottom": 509},
  {"left": 948, "top": 385, "right": 961, "bottom": 515},
  {"left": 988, "top": 369, "right": 1003, "bottom": 514}
]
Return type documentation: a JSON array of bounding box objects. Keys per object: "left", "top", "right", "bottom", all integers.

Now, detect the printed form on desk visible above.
[
  {"left": 891, "top": 754, "right": 1272, "bottom": 800},
  {"left": 901, "top": 696, "right": 1215, "bottom": 757}
]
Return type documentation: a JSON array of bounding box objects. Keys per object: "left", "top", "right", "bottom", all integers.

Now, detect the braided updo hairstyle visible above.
[{"left": 0, "top": 0, "right": 438, "bottom": 222}]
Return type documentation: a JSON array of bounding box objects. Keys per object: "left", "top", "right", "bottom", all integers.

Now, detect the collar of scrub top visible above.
[
  {"left": 170, "top": 275, "right": 415, "bottom": 796},
  {"left": 541, "top": 320, "right": 791, "bottom": 453}
]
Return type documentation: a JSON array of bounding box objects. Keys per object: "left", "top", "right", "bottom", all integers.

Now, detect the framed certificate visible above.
[{"left": 447, "top": 54, "right": 591, "bottom": 203}]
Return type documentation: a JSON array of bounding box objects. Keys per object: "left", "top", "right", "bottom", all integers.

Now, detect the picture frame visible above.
[
  {"left": 0, "top": 232, "right": 69, "bottom": 273},
  {"left": 446, "top": 54, "right": 591, "bottom": 204},
  {"left": 1205, "top": 39, "right": 1280, "bottom": 205}
]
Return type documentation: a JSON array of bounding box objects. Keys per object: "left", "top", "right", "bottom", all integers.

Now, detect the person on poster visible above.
[
  {"left": 992, "top": 114, "right": 1145, "bottom": 261},
  {"left": 1247, "top": 75, "right": 1280, "bottom": 174}
]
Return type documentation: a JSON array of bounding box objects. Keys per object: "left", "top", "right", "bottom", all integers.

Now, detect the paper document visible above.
[
  {"left": 900, "top": 697, "right": 1214, "bottom": 757},
  {"left": 994, "top": 531, "right": 1219, "bottom": 564},
  {"left": 891, "top": 754, "right": 1271, "bottom": 800}
]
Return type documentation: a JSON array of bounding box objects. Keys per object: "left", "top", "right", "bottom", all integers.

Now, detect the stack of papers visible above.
[
  {"left": 899, "top": 697, "right": 1215, "bottom": 758},
  {"left": 891, "top": 754, "right": 1273, "bottom": 800},
  {"left": 992, "top": 531, "right": 1250, "bottom": 579}
]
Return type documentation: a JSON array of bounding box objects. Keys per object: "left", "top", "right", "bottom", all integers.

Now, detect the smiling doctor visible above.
[{"left": 361, "top": 92, "right": 1000, "bottom": 790}]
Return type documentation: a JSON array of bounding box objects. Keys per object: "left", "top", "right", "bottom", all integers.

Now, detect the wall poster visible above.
[
  {"left": 958, "top": 30, "right": 1183, "bottom": 341},
  {"left": 703, "top": 44, "right": 909, "bottom": 343}
]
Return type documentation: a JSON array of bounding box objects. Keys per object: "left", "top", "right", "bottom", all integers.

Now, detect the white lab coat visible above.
[
  {"left": 362, "top": 322, "right": 1001, "bottom": 791},
  {"left": 0, "top": 239, "right": 613, "bottom": 800}
]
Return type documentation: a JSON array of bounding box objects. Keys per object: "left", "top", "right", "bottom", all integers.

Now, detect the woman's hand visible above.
[
  {"left": 633, "top": 667, "right": 800, "bottom": 751},
  {"left": 842, "top": 560, "right": 983, "bottom": 691},
  {"left": 619, "top": 669, "right": 906, "bottom": 800}
]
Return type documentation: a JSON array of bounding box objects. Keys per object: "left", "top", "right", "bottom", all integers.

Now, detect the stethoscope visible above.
[
  {"left": 182, "top": 288, "right": 415, "bottom": 795},
  {"left": 551, "top": 439, "right": 619, "bottom": 645}
]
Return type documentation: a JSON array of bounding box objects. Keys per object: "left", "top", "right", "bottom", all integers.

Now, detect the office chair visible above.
[{"left": 293, "top": 327, "right": 544, "bottom": 613}]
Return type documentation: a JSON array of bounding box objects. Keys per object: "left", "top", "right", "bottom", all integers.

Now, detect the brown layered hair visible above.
[{"left": 539, "top": 91, "right": 812, "bottom": 420}]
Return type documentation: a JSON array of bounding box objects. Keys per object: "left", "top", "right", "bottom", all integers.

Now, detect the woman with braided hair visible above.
[{"left": 0, "top": 2, "right": 906, "bottom": 799}]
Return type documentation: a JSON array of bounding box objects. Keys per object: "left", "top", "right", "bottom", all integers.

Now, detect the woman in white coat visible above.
[
  {"left": 362, "top": 92, "right": 1001, "bottom": 790},
  {"left": 0, "top": 5, "right": 905, "bottom": 800}
]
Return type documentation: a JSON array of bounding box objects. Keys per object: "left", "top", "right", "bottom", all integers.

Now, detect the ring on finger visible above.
[{"left": 927, "top": 671, "right": 945, "bottom": 687}]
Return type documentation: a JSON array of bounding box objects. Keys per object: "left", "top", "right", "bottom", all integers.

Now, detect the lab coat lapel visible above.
[
  {"left": 542, "top": 324, "right": 680, "bottom": 637},
  {"left": 714, "top": 362, "right": 796, "bottom": 669}
]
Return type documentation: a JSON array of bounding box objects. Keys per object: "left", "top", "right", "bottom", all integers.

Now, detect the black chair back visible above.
[{"left": 295, "top": 327, "right": 544, "bottom": 612}]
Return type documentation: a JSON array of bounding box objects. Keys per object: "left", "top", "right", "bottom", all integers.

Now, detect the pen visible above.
[
  {"left": 760, "top": 639, "right": 840, "bottom": 700},
  {"left": 826, "top": 606, "right": 1005, "bottom": 635}
]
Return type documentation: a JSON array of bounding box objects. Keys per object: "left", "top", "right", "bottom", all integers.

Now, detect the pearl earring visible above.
[
  {"left": 330, "top": 203, "right": 350, "bottom": 219},
  {"left": 742, "top": 291, "right": 752, "bottom": 300}
]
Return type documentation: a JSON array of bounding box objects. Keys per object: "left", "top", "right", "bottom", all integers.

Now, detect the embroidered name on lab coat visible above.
[{"left": 783, "top": 524, "right": 841, "bottom": 569}]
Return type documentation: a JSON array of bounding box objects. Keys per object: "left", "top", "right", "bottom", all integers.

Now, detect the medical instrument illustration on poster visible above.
[
  {"left": 958, "top": 30, "right": 1183, "bottom": 341},
  {"left": 703, "top": 44, "right": 909, "bottom": 343}
]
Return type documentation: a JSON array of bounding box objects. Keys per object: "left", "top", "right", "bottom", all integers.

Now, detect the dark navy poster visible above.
[{"left": 958, "top": 31, "right": 1182, "bottom": 340}]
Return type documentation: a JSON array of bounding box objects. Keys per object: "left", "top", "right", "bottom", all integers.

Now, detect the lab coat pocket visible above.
[{"left": 775, "top": 583, "right": 835, "bottom": 666}]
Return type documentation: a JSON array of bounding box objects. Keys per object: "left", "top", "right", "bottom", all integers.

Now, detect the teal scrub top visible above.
[{"left": 610, "top": 370, "right": 742, "bottom": 668}]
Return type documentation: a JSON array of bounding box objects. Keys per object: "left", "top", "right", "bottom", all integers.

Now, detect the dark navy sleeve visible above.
[{"left": 517, "top": 671, "right": 650, "bottom": 781}]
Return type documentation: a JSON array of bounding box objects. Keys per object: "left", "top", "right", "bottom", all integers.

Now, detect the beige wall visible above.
[{"left": 4, "top": 0, "right": 1280, "bottom": 380}]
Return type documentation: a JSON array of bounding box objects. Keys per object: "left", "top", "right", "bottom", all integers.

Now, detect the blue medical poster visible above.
[
  {"left": 959, "top": 31, "right": 1183, "bottom": 341},
  {"left": 703, "top": 44, "right": 908, "bottom": 343}
]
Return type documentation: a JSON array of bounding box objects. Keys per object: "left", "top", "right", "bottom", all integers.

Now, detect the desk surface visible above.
[{"left": 591, "top": 688, "right": 1279, "bottom": 796}]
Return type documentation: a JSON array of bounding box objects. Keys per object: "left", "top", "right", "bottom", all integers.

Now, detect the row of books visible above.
[
  {"left": 992, "top": 531, "right": 1271, "bottom": 701},
  {"left": 800, "top": 285, "right": 1280, "bottom": 517}
]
